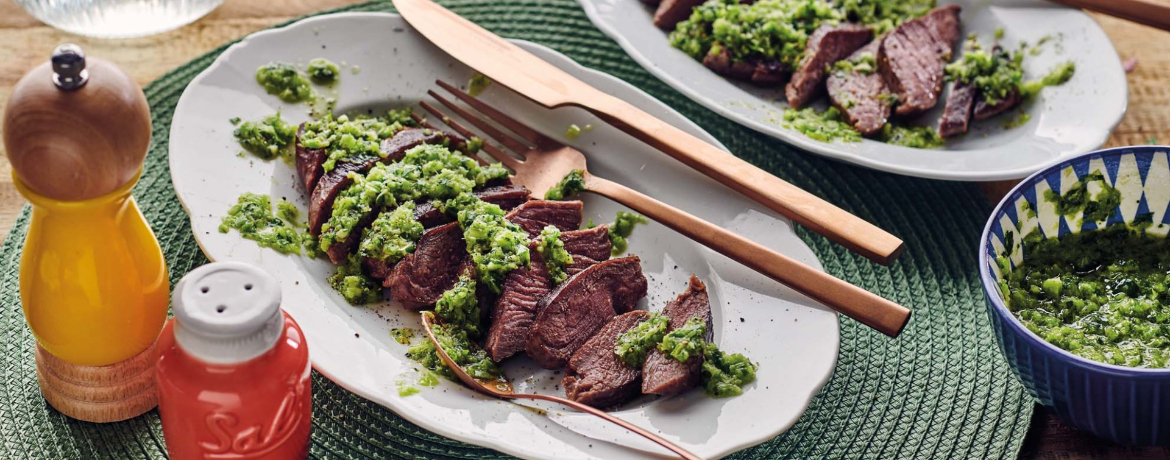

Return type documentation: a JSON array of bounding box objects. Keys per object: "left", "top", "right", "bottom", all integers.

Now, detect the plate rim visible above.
[
  {"left": 167, "top": 11, "right": 839, "bottom": 459},
  {"left": 576, "top": 0, "right": 1129, "bottom": 181}
]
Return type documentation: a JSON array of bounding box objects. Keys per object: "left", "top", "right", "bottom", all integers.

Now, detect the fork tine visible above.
[
  {"left": 427, "top": 89, "right": 533, "bottom": 157},
  {"left": 411, "top": 111, "right": 487, "bottom": 166},
  {"left": 436, "top": 79, "right": 551, "bottom": 145},
  {"left": 419, "top": 100, "right": 521, "bottom": 170}
]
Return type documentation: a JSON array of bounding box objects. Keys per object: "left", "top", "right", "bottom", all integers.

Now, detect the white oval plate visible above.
[
  {"left": 169, "top": 12, "right": 838, "bottom": 460},
  {"left": 578, "top": 0, "right": 1128, "bottom": 181}
]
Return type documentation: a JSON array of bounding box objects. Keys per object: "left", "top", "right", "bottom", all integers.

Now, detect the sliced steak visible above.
[
  {"left": 559, "top": 225, "right": 612, "bottom": 262},
  {"left": 567, "top": 255, "right": 600, "bottom": 276},
  {"left": 878, "top": 5, "right": 962, "bottom": 117},
  {"left": 564, "top": 311, "right": 650, "bottom": 408},
  {"left": 483, "top": 226, "right": 612, "bottom": 361},
  {"left": 973, "top": 87, "right": 1021, "bottom": 121},
  {"left": 526, "top": 256, "right": 648, "bottom": 369},
  {"left": 506, "top": 200, "right": 583, "bottom": 237},
  {"left": 307, "top": 127, "right": 448, "bottom": 236},
  {"left": 938, "top": 82, "right": 976, "bottom": 138},
  {"left": 827, "top": 40, "right": 892, "bottom": 136},
  {"left": 751, "top": 60, "right": 788, "bottom": 85},
  {"left": 412, "top": 185, "right": 531, "bottom": 228},
  {"left": 785, "top": 23, "right": 873, "bottom": 109},
  {"left": 701, "top": 48, "right": 757, "bottom": 81},
  {"left": 642, "top": 276, "right": 713, "bottom": 396},
  {"left": 383, "top": 222, "right": 465, "bottom": 309},
  {"left": 295, "top": 123, "right": 327, "bottom": 193},
  {"left": 653, "top": 0, "right": 703, "bottom": 31}
]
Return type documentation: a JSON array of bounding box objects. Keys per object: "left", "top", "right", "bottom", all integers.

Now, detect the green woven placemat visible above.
[{"left": 0, "top": 1, "right": 1035, "bottom": 458}]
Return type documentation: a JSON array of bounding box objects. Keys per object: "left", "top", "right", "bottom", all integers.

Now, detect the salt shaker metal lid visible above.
[{"left": 172, "top": 262, "right": 285, "bottom": 364}]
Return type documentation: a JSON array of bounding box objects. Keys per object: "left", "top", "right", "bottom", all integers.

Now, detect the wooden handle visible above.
[
  {"left": 580, "top": 95, "right": 904, "bottom": 266},
  {"left": 517, "top": 393, "right": 704, "bottom": 460},
  {"left": 1050, "top": 0, "right": 1170, "bottom": 32},
  {"left": 587, "top": 176, "right": 910, "bottom": 338}
]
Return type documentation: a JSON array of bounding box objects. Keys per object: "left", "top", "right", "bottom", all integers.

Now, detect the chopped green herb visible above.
[
  {"left": 1042, "top": 171, "right": 1120, "bottom": 223},
  {"left": 781, "top": 107, "right": 862, "bottom": 143},
  {"left": 537, "top": 226, "right": 574, "bottom": 285},
  {"left": 406, "top": 322, "right": 504, "bottom": 382},
  {"left": 946, "top": 36, "right": 1025, "bottom": 105},
  {"left": 614, "top": 313, "right": 671, "bottom": 367},
  {"left": 468, "top": 73, "right": 492, "bottom": 97},
  {"left": 609, "top": 211, "right": 648, "bottom": 256},
  {"left": 391, "top": 328, "right": 415, "bottom": 345},
  {"left": 328, "top": 253, "right": 383, "bottom": 305},
  {"left": 358, "top": 202, "right": 424, "bottom": 266},
  {"left": 307, "top": 58, "right": 340, "bottom": 85},
  {"left": 702, "top": 344, "right": 757, "bottom": 397},
  {"left": 545, "top": 169, "right": 587, "bottom": 200},
  {"left": 219, "top": 193, "right": 309, "bottom": 255},
  {"left": 300, "top": 112, "right": 417, "bottom": 172},
  {"left": 229, "top": 117, "right": 241, "bottom": 125},
  {"left": 417, "top": 370, "right": 440, "bottom": 387},
  {"left": 233, "top": 112, "right": 297, "bottom": 161},
  {"left": 878, "top": 123, "right": 945, "bottom": 149},
  {"left": 566, "top": 124, "right": 583, "bottom": 140},
  {"left": 446, "top": 194, "right": 532, "bottom": 294},
  {"left": 434, "top": 274, "right": 481, "bottom": 336},
  {"left": 1003, "top": 112, "right": 1032, "bottom": 129},
  {"left": 830, "top": 51, "right": 876, "bottom": 76},
  {"left": 1019, "top": 62, "right": 1076, "bottom": 98},
  {"left": 658, "top": 317, "right": 707, "bottom": 362},
  {"left": 995, "top": 27, "right": 1005, "bottom": 40},
  {"left": 255, "top": 63, "right": 312, "bottom": 103},
  {"left": 396, "top": 382, "right": 420, "bottom": 397}
]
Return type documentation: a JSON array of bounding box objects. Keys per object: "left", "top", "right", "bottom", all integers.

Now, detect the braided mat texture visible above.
[{"left": 0, "top": 1, "right": 1036, "bottom": 458}]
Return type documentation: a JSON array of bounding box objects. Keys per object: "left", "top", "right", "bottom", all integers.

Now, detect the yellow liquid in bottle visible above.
[{"left": 16, "top": 171, "right": 168, "bottom": 366}]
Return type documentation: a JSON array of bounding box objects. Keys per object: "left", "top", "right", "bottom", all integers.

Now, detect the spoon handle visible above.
[
  {"left": 585, "top": 175, "right": 910, "bottom": 338},
  {"left": 1049, "top": 0, "right": 1170, "bottom": 32},
  {"left": 514, "top": 393, "right": 703, "bottom": 460}
]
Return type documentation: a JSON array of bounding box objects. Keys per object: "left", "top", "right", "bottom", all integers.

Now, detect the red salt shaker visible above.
[{"left": 156, "top": 261, "right": 311, "bottom": 460}]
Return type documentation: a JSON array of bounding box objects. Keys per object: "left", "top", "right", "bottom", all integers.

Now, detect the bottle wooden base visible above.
[{"left": 34, "top": 339, "right": 160, "bottom": 423}]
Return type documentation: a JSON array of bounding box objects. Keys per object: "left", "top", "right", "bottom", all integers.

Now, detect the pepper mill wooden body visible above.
[{"left": 2, "top": 45, "right": 168, "bottom": 423}]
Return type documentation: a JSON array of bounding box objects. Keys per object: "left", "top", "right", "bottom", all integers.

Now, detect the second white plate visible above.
[{"left": 578, "top": 0, "right": 1128, "bottom": 181}]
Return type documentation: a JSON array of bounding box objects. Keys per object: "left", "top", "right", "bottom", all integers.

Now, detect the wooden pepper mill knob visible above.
[
  {"left": 3, "top": 45, "right": 166, "bottom": 424},
  {"left": 3, "top": 44, "right": 151, "bottom": 201}
]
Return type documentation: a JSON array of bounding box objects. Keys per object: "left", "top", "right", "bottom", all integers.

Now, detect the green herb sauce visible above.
[
  {"left": 1003, "top": 112, "right": 1032, "bottom": 129},
  {"left": 878, "top": 123, "right": 945, "bottom": 149},
  {"left": 396, "top": 382, "right": 420, "bottom": 397},
  {"left": 255, "top": 63, "right": 312, "bottom": 103},
  {"left": 658, "top": 317, "right": 707, "bottom": 362},
  {"left": 830, "top": 50, "right": 876, "bottom": 76},
  {"left": 219, "top": 193, "right": 310, "bottom": 255},
  {"left": 1042, "top": 171, "right": 1121, "bottom": 224},
  {"left": 307, "top": 58, "right": 340, "bottom": 85},
  {"left": 358, "top": 202, "right": 424, "bottom": 265},
  {"left": 610, "top": 211, "right": 648, "bottom": 256},
  {"left": 781, "top": 107, "right": 862, "bottom": 143},
  {"left": 701, "top": 344, "right": 758, "bottom": 397},
  {"left": 417, "top": 370, "right": 440, "bottom": 387},
  {"left": 300, "top": 111, "right": 416, "bottom": 172},
  {"left": 233, "top": 113, "right": 297, "bottom": 161},
  {"left": 468, "top": 73, "right": 492, "bottom": 97},
  {"left": 614, "top": 313, "right": 671, "bottom": 367},
  {"left": 446, "top": 193, "right": 532, "bottom": 294},
  {"left": 328, "top": 254, "right": 383, "bottom": 305},
  {"left": 945, "top": 36, "right": 1025, "bottom": 104},
  {"left": 434, "top": 274, "right": 481, "bottom": 336},
  {"left": 1019, "top": 61, "right": 1076, "bottom": 98},
  {"left": 545, "top": 169, "right": 586, "bottom": 200},
  {"left": 406, "top": 323, "right": 504, "bottom": 382},
  {"left": 391, "top": 328, "right": 415, "bottom": 345},
  {"left": 1002, "top": 225, "right": 1170, "bottom": 368},
  {"left": 537, "top": 226, "right": 574, "bottom": 285}
]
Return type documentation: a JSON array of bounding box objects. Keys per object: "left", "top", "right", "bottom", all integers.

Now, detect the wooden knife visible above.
[{"left": 393, "top": 0, "right": 905, "bottom": 265}]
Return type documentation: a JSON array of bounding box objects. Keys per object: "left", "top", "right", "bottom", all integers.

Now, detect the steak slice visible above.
[
  {"left": 307, "top": 127, "right": 447, "bottom": 236},
  {"left": 526, "top": 256, "right": 648, "bottom": 369},
  {"left": 827, "top": 40, "right": 892, "bottom": 136},
  {"left": 559, "top": 225, "right": 612, "bottom": 262},
  {"left": 483, "top": 225, "right": 612, "bottom": 361},
  {"left": 701, "top": 48, "right": 757, "bottom": 82},
  {"left": 295, "top": 123, "right": 327, "bottom": 193},
  {"left": 642, "top": 276, "right": 713, "bottom": 396},
  {"left": 973, "top": 87, "right": 1021, "bottom": 121},
  {"left": 412, "top": 185, "right": 531, "bottom": 228},
  {"left": 938, "top": 82, "right": 976, "bottom": 138},
  {"left": 653, "top": 0, "right": 703, "bottom": 30},
  {"left": 785, "top": 23, "right": 873, "bottom": 109},
  {"left": 564, "top": 311, "right": 650, "bottom": 408},
  {"left": 383, "top": 222, "right": 465, "bottom": 309},
  {"left": 878, "top": 5, "right": 962, "bottom": 117},
  {"left": 506, "top": 200, "right": 583, "bottom": 237}
]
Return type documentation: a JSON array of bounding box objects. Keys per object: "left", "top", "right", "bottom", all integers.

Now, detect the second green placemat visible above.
[{"left": 0, "top": 1, "right": 1034, "bottom": 458}]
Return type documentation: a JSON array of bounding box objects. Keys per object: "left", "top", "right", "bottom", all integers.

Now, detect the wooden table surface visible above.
[{"left": 0, "top": 1, "right": 1168, "bottom": 458}]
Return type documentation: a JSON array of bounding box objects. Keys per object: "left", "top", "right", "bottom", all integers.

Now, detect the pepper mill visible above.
[{"left": 2, "top": 44, "right": 169, "bottom": 423}]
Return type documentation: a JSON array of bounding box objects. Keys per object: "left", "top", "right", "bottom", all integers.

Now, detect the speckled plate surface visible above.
[
  {"left": 578, "top": 0, "right": 1128, "bottom": 181},
  {"left": 169, "top": 12, "right": 838, "bottom": 460}
]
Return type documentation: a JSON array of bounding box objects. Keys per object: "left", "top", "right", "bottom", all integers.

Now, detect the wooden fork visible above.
[{"left": 422, "top": 80, "right": 911, "bottom": 338}]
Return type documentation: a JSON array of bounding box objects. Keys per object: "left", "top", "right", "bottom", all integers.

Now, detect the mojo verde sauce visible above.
[{"left": 1002, "top": 225, "right": 1170, "bottom": 368}]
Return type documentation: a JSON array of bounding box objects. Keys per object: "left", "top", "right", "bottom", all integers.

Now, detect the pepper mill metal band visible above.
[{"left": 3, "top": 45, "right": 168, "bottom": 423}]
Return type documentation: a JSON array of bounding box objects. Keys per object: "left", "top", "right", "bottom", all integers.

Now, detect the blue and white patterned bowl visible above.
[{"left": 980, "top": 146, "right": 1170, "bottom": 445}]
